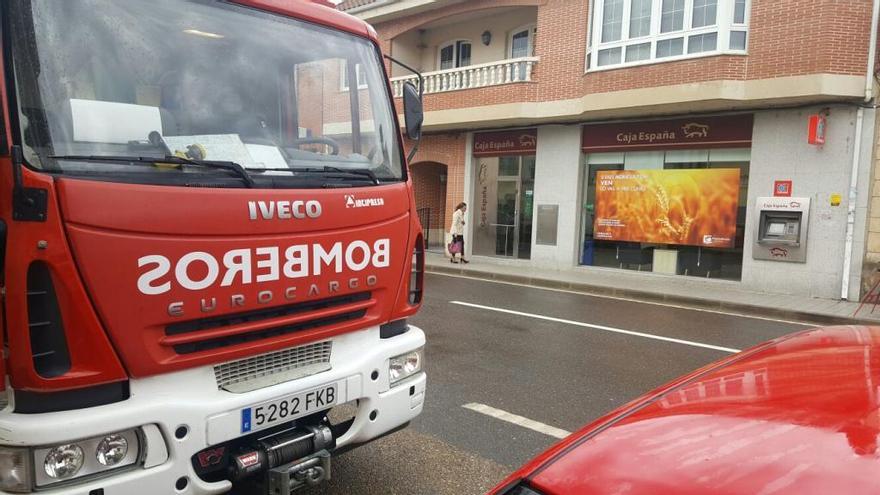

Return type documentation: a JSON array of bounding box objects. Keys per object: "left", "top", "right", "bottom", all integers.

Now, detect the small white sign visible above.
[
  {"left": 245, "top": 144, "right": 287, "bottom": 169},
  {"left": 70, "top": 99, "right": 162, "bottom": 144},
  {"left": 163, "top": 134, "right": 257, "bottom": 168}
]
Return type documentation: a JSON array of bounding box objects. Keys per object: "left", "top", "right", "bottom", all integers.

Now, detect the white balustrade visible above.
[{"left": 390, "top": 57, "right": 539, "bottom": 97}]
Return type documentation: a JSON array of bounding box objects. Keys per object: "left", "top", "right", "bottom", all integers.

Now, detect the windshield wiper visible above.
[
  {"left": 50, "top": 154, "right": 255, "bottom": 188},
  {"left": 313, "top": 166, "right": 381, "bottom": 185},
  {"left": 253, "top": 166, "right": 381, "bottom": 185}
]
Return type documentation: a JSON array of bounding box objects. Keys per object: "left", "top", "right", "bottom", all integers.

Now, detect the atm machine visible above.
[{"left": 752, "top": 197, "right": 810, "bottom": 263}]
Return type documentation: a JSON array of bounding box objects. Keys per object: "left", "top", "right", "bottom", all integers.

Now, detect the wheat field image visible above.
[{"left": 594, "top": 168, "right": 741, "bottom": 247}]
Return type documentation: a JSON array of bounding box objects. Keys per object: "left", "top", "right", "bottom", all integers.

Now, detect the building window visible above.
[
  {"left": 656, "top": 37, "right": 684, "bottom": 57},
  {"left": 626, "top": 42, "right": 651, "bottom": 62},
  {"left": 586, "top": 0, "right": 749, "bottom": 71},
  {"left": 691, "top": 0, "right": 717, "bottom": 28},
  {"left": 733, "top": 0, "right": 747, "bottom": 23},
  {"left": 729, "top": 30, "right": 747, "bottom": 50},
  {"left": 629, "top": 0, "right": 653, "bottom": 38},
  {"left": 687, "top": 32, "right": 717, "bottom": 53},
  {"left": 438, "top": 40, "right": 472, "bottom": 70},
  {"left": 580, "top": 148, "right": 751, "bottom": 281},
  {"left": 509, "top": 24, "right": 537, "bottom": 58},
  {"left": 598, "top": 47, "right": 623, "bottom": 66},
  {"left": 601, "top": 0, "right": 625, "bottom": 42},
  {"left": 340, "top": 61, "right": 367, "bottom": 90},
  {"left": 729, "top": 0, "right": 749, "bottom": 50},
  {"left": 661, "top": 0, "right": 685, "bottom": 33}
]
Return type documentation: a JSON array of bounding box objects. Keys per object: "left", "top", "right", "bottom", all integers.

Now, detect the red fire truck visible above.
[{"left": 0, "top": 0, "right": 427, "bottom": 493}]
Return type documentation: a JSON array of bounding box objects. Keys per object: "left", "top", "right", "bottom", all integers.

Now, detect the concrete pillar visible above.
[{"left": 531, "top": 125, "right": 582, "bottom": 269}]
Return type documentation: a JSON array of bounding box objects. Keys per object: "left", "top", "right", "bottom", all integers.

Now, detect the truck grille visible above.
[
  {"left": 214, "top": 341, "right": 333, "bottom": 393},
  {"left": 162, "top": 292, "right": 373, "bottom": 355}
]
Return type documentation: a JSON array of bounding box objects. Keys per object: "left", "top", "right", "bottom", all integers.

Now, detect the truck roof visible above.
[
  {"left": 519, "top": 326, "right": 880, "bottom": 494},
  {"left": 234, "top": 0, "right": 377, "bottom": 42}
]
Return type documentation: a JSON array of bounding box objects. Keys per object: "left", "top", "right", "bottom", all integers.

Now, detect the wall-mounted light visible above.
[{"left": 481, "top": 30, "right": 492, "bottom": 46}]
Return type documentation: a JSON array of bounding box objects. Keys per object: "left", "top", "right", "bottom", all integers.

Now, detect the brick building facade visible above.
[{"left": 341, "top": 0, "right": 880, "bottom": 301}]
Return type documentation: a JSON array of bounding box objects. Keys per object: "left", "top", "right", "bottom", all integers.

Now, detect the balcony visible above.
[{"left": 390, "top": 57, "right": 538, "bottom": 97}]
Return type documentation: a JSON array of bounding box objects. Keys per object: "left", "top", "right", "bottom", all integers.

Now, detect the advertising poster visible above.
[{"left": 593, "top": 168, "right": 740, "bottom": 248}]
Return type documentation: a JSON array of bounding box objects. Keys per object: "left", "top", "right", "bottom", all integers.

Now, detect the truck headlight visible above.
[
  {"left": 0, "top": 447, "right": 32, "bottom": 493},
  {"left": 96, "top": 434, "right": 128, "bottom": 467},
  {"left": 44, "top": 444, "right": 84, "bottom": 479},
  {"left": 389, "top": 348, "right": 423, "bottom": 385},
  {"left": 0, "top": 429, "right": 142, "bottom": 492},
  {"left": 32, "top": 428, "right": 142, "bottom": 489}
]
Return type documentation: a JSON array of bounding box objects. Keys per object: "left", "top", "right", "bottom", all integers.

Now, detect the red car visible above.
[{"left": 490, "top": 326, "right": 880, "bottom": 495}]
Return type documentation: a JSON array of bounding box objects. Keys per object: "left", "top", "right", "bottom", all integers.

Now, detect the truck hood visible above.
[
  {"left": 527, "top": 326, "right": 880, "bottom": 495},
  {"left": 57, "top": 178, "right": 413, "bottom": 377}
]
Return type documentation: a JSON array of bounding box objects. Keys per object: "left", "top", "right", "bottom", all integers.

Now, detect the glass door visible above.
[
  {"left": 495, "top": 179, "right": 518, "bottom": 256},
  {"left": 473, "top": 155, "right": 535, "bottom": 259},
  {"left": 517, "top": 156, "right": 535, "bottom": 259}
]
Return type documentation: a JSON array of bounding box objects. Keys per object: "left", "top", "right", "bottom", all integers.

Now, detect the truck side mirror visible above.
[{"left": 402, "top": 82, "right": 423, "bottom": 141}]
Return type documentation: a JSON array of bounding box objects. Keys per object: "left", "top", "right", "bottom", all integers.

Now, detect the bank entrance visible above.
[{"left": 472, "top": 129, "right": 537, "bottom": 260}]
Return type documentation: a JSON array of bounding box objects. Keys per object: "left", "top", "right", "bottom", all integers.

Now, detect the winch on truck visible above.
[{"left": 0, "top": 0, "right": 427, "bottom": 493}]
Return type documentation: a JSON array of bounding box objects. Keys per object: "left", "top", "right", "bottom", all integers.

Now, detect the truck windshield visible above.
[{"left": 7, "top": 0, "right": 403, "bottom": 186}]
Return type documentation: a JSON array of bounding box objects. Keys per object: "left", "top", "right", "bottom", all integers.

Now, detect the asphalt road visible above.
[{"left": 245, "top": 272, "right": 808, "bottom": 495}]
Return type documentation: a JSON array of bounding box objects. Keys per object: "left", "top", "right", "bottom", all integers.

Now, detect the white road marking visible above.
[
  {"left": 462, "top": 403, "right": 572, "bottom": 439},
  {"left": 451, "top": 300, "right": 741, "bottom": 353},
  {"left": 431, "top": 271, "right": 812, "bottom": 327}
]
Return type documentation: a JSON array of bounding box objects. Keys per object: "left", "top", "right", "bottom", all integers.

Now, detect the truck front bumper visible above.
[{"left": 0, "top": 324, "right": 426, "bottom": 494}]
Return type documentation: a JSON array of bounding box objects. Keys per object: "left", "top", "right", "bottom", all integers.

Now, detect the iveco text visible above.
[{"left": 247, "top": 200, "right": 322, "bottom": 220}]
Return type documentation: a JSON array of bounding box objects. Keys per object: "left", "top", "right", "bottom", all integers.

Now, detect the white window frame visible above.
[
  {"left": 586, "top": 0, "right": 595, "bottom": 69},
  {"left": 508, "top": 23, "right": 537, "bottom": 59},
  {"left": 585, "top": 0, "right": 749, "bottom": 72},
  {"left": 728, "top": 0, "right": 750, "bottom": 51},
  {"left": 437, "top": 39, "right": 473, "bottom": 70},
  {"left": 339, "top": 61, "right": 368, "bottom": 91}
]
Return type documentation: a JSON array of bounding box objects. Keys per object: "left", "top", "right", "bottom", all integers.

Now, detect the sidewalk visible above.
[{"left": 425, "top": 252, "right": 880, "bottom": 326}]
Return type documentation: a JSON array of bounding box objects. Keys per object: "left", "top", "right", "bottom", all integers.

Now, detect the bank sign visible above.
[
  {"left": 582, "top": 115, "right": 754, "bottom": 152},
  {"left": 473, "top": 129, "right": 537, "bottom": 157}
]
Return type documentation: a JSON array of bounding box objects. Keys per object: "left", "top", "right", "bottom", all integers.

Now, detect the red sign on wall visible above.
[
  {"left": 808, "top": 115, "right": 826, "bottom": 145},
  {"left": 473, "top": 129, "right": 537, "bottom": 157},
  {"left": 581, "top": 114, "right": 754, "bottom": 153},
  {"left": 774, "top": 180, "right": 793, "bottom": 197}
]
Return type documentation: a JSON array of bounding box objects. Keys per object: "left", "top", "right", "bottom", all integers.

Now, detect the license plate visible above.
[{"left": 240, "top": 384, "right": 338, "bottom": 434}]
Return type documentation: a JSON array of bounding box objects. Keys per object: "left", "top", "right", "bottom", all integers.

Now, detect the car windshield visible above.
[{"left": 7, "top": 0, "right": 403, "bottom": 186}]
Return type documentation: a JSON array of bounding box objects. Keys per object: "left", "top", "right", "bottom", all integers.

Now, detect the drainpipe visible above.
[{"left": 841, "top": 0, "right": 880, "bottom": 300}]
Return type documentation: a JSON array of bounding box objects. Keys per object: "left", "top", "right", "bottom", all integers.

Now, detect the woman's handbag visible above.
[{"left": 448, "top": 240, "right": 463, "bottom": 255}]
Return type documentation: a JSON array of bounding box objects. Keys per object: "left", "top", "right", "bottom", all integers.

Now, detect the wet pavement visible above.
[{"left": 242, "top": 272, "right": 807, "bottom": 495}]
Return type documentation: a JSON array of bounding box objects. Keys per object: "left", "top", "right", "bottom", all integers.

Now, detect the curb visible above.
[{"left": 426, "top": 263, "right": 874, "bottom": 327}]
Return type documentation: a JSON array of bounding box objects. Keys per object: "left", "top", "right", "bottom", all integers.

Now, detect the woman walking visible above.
[{"left": 449, "top": 202, "right": 469, "bottom": 264}]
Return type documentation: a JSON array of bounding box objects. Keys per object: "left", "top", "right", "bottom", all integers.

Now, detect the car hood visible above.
[{"left": 527, "top": 326, "right": 880, "bottom": 495}]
